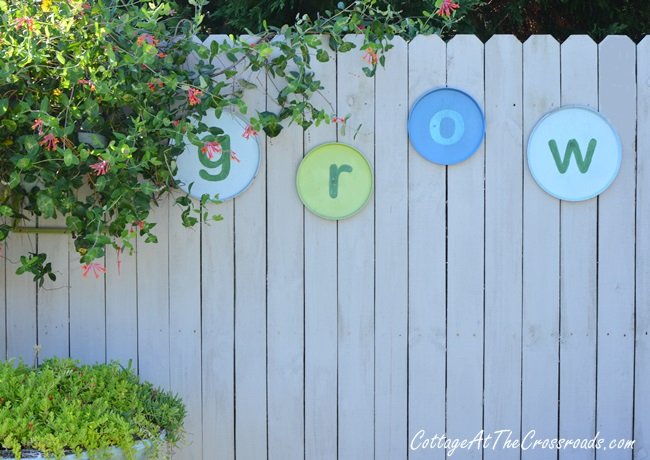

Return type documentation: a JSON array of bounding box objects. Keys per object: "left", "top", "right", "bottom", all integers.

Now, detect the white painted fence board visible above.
[
  {"left": 0, "top": 34, "right": 647, "bottom": 460},
  {"left": 69, "top": 249, "right": 105, "bottom": 364},
  {"left": 169, "top": 195, "right": 202, "bottom": 460},
  {"left": 201, "top": 196, "right": 235, "bottom": 460},
  {"left": 521, "top": 35, "right": 560, "bottom": 460},
  {"left": 266, "top": 73, "right": 305, "bottom": 460},
  {"left": 37, "top": 216, "right": 69, "bottom": 360},
  {"left": 375, "top": 36, "right": 408, "bottom": 460},
  {"left": 5, "top": 234, "right": 36, "bottom": 361},
  {"left": 484, "top": 35, "right": 523, "bottom": 460},
  {"left": 337, "top": 33, "right": 375, "bottom": 460},
  {"left": 445, "top": 34, "right": 484, "bottom": 460},
  {"left": 635, "top": 35, "right": 650, "bottom": 460},
  {"left": 596, "top": 36, "right": 636, "bottom": 460},
  {"left": 406, "top": 34, "right": 447, "bottom": 460},
  {"left": 558, "top": 35, "right": 598, "bottom": 460},
  {"left": 105, "top": 238, "right": 137, "bottom": 367},
  {"left": 234, "top": 66, "right": 268, "bottom": 460},
  {"left": 0, "top": 240, "right": 5, "bottom": 360},
  {"left": 137, "top": 196, "right": 170, "bottom": 388},
  {"left": 304, "top": 38, "right": 338, "bottom": 460}
]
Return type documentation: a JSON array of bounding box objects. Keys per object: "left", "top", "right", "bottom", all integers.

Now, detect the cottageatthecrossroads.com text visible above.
[{"left": 410, "top": 429, "right": 635, "bottom": 456}]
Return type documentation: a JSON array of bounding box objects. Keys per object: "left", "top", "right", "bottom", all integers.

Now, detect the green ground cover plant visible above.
[{"left": 0, "top": 358, "right": 185, "bottom": 459}]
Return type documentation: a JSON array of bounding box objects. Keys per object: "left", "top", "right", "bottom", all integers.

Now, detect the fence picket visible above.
[
  {"left": 37, "top": 216, "right": 69, "bottom": 360},
  {"left": 635, "top": 36, "right": 650, "bottom": 460},
  {"left": 521, "top": 35, "right": 560, "bottom": 460},
  {"left": 304, "top": 36, "right": 338, "bottom": 460},
  {"left": 267, "top": 64, "right": 306, "bottom": 460},
  {"left": 558, "top": 35, "right": 598, "bottom": 460},
  {"left": 596, "top": 36, "right": 636, "bottom": 460},
  {"left": 446, "top": 35, "right": 485, "bottom": 460},
  {"left": 484, "top": 35, "right": 523, "bottom": 460},
  {"left": 375, "top": 36, "right": 409, "bottom": 460},
  {"left": 407, "top": 34, "right": 447, "bottom": 460},
  {"left": 337, "top": 33, "right": 375, "bottom": 460}
]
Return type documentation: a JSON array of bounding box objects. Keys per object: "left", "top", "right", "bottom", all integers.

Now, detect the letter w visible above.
[{"left": 548, "top": 138, "right": 597, "bottom": 174}]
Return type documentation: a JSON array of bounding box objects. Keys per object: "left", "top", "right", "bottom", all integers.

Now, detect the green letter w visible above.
[{"left": 548, "top": 138, "right": 598, "bottom": 174}]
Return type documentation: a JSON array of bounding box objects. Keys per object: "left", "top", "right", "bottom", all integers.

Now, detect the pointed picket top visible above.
[
  {"left": 523, "top": 34, "right": 559, "bottom": 51},
  {"left": 485, "top": 34, "right": 521, "bottom": 48},
  {"left": 447, "top": 34, "right": 483, "bottom": 48},
  {"left": 409, "top": 33, "right": 445, "bottom": 50},
  {"left": 599, "top": 34, "right": 636, "bottom": 49},
  {"left": 639, "top": 34, "right": 650, "bottom": 49}
]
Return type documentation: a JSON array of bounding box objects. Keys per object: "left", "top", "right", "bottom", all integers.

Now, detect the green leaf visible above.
[
  {"left": 56, "top": 52, "right": 66, "bottom": 65},
  {"left": 338, "top": 41, "right": 356, "bottom": 52},
  {"left": 36, "top": 192, "right": 56, "bottom": 218},
  {"left": 2, "top": 119, "right": 17, "bottom": 132},
  {"left": 316, "top": 49, "right": 329, "bottom": 62},
  {"left": 0, "top": 99, "right": 8, "bottom": 116},
  {"left": 16, "top": 157, "right": 31, "bottom": 169},
  {"left": 64, "top": 150, "right": 80, "bottom": 166}
]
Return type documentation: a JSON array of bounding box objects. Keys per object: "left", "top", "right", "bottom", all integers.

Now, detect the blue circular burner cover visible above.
[{"left": 408, "top": 87, "right": 485, "bottom": 165}]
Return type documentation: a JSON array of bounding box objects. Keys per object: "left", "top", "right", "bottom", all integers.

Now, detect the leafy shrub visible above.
[
  {"left": 1, "top": 0, "right": 467, "bottom": 283},
  {"left": 0, "top": 358, "right": 186, "bottom": 459}
]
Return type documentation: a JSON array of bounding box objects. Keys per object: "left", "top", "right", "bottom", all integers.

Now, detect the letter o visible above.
[{"left": 429, "top": 109, "right": 465, "bottom": 145}]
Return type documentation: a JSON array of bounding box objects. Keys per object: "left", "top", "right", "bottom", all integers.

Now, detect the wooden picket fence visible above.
[{"left": 1, "top": 34, "right": 649, "bottom": 460}]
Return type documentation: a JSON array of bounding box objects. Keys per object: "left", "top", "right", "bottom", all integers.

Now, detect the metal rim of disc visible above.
[
  {"left": 526, "top": 105, "right": 622, "bottom": 202},
  {"left": 407, "top": 86, "right": 486, "bottom": 165},
  {"left": 177, "top": 109, "right": 261, "bottom": 201},
  {"left": 296, "top": 142, "right": 374, "bottom": 221}
]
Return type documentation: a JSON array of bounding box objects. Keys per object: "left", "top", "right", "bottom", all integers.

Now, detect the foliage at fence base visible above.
[{"left": 0, "top": 358, "right": 185, "bottom": 460}]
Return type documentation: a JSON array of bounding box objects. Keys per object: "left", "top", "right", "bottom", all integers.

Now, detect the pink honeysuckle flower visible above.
[
  {"left": 362, "top": 47, "right": 378, "bottom": 65},
  {"left": 172, "top": 120, "right": 180, "bottom": 127},
  {"left": 15, "top": 17, "right": 34, "bottom": 32},
  {"left": 39, "top": 133, "right": 59, "bottom": 151},
  {"left": 230, "top": 150, "right": 240, "bottom": 163},
  {"left": 201, "top": 141, "right": 222, "bottom": 160},
  {"left": 116, "top": 246, "right": 123, "bottom": 275},
  {"left": 82, "top": 262, "right": 107, "bottom": 279},
  {"left": 188, "top": 87, "right": 202, "bottom": 106},
  {"left": 437, "top": 0, "right": 460, "bottom": 17},
  {"left": 242, "top": 125, "right": 258, "bottom": 139},
  {"left": 89, "top": 160, "right": 109, "bottom": 176},
  {"left": 78, "top": 79, "right": 96, "bottom": 91},
  {"left": 331, "top": 116, "right": 346, "bottom": 124},
  {"left": 32, "top": 118, "right": 44, "bottom": 135},
  {"left": 137, "top": 33, "right": 159, "bottom": 46}
]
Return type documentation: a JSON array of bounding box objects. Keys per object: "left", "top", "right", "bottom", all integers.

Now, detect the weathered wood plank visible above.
[
  {"left": 5, "top": 234, "right": 36, "bottom": 362},
  {"left": 0, "top": 240, "right": 5, "bottom": 361},
  {"left": 69, "top": 244, "right": 105, "bottom": 364},
  {"left": 266, "top": 62, "right": 305, "bottom": 460},
  {"left": 521, "top": 35, "right": 560, "bottom": 460},
  {"left": 137, "top": 196, "right": 170, "bottom": 388},
  {"left": 169, "top": 193, "right": 202, "bottom": 459},
  {"left": 445, "top": 34, "right": 484, "bottom": 460},
  {"left": 375, "top": 36, "right": 408, "bottom": 460},
  {"left": 635, "top": 35, "right": 650, "bottom": 460},
  {"left": 484, "top": 35, "right": 523, "bottom": 460},
  {"left": 407, "top": 34, "right": 447, "bottom": 460},
  {"left": 105, "top": 236, "right": 137, "bottom": 367},
  {"left": 37, "top": 216, "right": 69, "bottom": 360},
  {"left": 304, "top": 36, "right": 338, "bottom": 460},
  {"left": 558, "top": 35, "right": 598, "bottom": 460},
  {"left": 337, "top": 33, "right": 375, "bottom": 460},
  {"left": 199, "top": 33, "right": 237, "bottom": 460},
  {"left": 596, "top": 36, "right": 636, "bottom": 460},
  {"left": 234, "top": 63, "right": 268, "bottom": 460}
]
